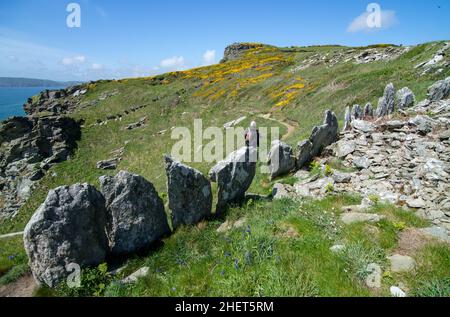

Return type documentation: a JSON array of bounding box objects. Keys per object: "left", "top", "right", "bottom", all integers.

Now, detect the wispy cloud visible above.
[
  {"left": 62, "top": 55, "right": 86, "bottom": 65},
  {"left": 347, "top": 9, "right": 398, "bottom": 33},
  {"left": 159, "top": 56, "right": 186, "bottom": 70},
  {"left": 202, "top": 49, "right": 216, "bottom": 66}
]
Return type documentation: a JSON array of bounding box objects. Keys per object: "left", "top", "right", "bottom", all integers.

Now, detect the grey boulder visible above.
[
  {"left": 99, "top": 171, "right": 169, "bottom": 256},
  {"left": 309, "top": 110, "right": 339, "bottom": 157},
  {"left": 296, "top": 140, "right": 313, "bottom": 169},
  {"left": 396, "top": 87, "right": 415, "bottom": 109},
  {"left": 427, "top": 77, "right": 450, "bottom": 101},
  {"left": 164, "top": 156, "right": 212, "bottom": 229},
  {"left": 24, "top": 183, "right": 109, "bottom": 288},
  {"left": 209, "top": 146, "right": 256, "bottom": 212},
  {"left": 376, "top": 83, "right": 395, "bottom": 117},
  {"left": 268, "top": 140, "right": 295, "bottom": 180}
]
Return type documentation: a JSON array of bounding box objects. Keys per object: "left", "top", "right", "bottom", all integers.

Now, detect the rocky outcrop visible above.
[
  {"left": 221, "top": 43, "right": 263, "bottom": 63},
  {"left": 209, "top": 146, "right": 256, "bottom": 212},
  {"left": 268, "top": 140, "right": 295, "bottom": 180},
  {"left": 0, "top": 116, "right": 81, "bottom": 218},
  {"left": 164, "top": 156, "right": 212, "bottom": 229},
  {"left": 23, "top": 85, "right": 89, "bottom": 116},
  {"left": 99, "top": 171, "right": 169, "bottom": 256},
  {"left": 376, "top": 83, "right": 395, "bottom": 117},
  {"left": 23, "top": 184, "right": 108, "bottom": 288}
]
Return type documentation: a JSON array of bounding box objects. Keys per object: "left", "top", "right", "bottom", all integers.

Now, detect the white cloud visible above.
[
  {"left": 159, "top": 56, "right": 185, "bottom": 70},
  {"left": 91, "top": 63, "right": 103, "bottom": 70},
  {"left": 62, "top": 55, "right": 86, "bottom": 65},
  {"left": 202, "top": 49, "right": 216, "bottom": 66},
  {"left": 347, "top": 9, "right": 398, "bottom": 33}
]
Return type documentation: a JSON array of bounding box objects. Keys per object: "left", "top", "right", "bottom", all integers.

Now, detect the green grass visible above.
[
  {"left": 1, "top": 41, "right": 449, "bottom": 296},
  {"left": 0, "top": 236, "right": 28, "bottom": 283}
]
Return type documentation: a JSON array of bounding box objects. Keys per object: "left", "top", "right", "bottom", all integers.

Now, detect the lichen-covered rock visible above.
[
  {"left": 396, "top": 87, "right": 415, "bottom": 109},
  {"left": 23, "top": 184, "right": 108, "bottom": 288},
  {"left": 309, "top": 110, "right": 339, "bottom": 157},
  {"left": 268, "top": 140, "right": 295, "bottom": 180},
  {"left": 376, "top": 83, "right": 395, "bottom": 117},
  {"left": 99, "top": 171, "right": 169, "bottom": 256},
  {"left": 209, "top": 146, "right": 256, "bottom": 212},
  {"left": 296, "top": 140, "right": 313, "bottom": 169},
  {"left": 164, "top": 156, "right": 212, "bottom": 229},
  {"left": 427, "top": 77, "right": 450, "bottom": 101}
]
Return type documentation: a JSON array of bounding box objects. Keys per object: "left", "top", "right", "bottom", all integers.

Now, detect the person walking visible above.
[{"left": 245, "top": 121, "right": 260, "bottom": 148}]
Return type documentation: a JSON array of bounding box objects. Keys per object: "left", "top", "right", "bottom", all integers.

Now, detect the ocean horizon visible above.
[{"left": 0, "top": 87, "right": 57, "bottom": 121}]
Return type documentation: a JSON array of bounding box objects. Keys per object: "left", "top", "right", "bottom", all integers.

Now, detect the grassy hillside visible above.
[{"left": 1, "top": 41, "right": 449, "bottom": 297}]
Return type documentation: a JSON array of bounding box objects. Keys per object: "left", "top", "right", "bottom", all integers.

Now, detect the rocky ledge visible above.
[{"left": 0, "top": 115, "right": 81, "bottom": 218}]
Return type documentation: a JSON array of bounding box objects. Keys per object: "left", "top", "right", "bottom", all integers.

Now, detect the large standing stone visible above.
[
  {"left": 296, "top": 140, "right": 313, "bottom": 169},
  {"left": 376, "top": 83, "right": 395, "bottom": 117},
  {"left": 268, "top": 140, "right": 295, "bottom": 180},
  {"left": 363, "top": 102, "right": 374, "bottom": 119},
  {"left": 427, "top": 77, "right": 450, "bottom": 101},
  {"left": 23, "top": 184, "right": 108, "bottom": 288},
  {"left": 309, "top": 110, "right": 339, "bottom": 157},
  {"left": 99, "top": 171, "right": 169, "bottom": 256},
  {"left": 343, "top": 106, "right": 352, "bottom": 131},
  {"left": 164, "top": 156, "right": 212, "bottom": 229},
  {"left": 209, "top": 146, "right": 256, "bottom": 212},
  {"left": 396, "top": 87, "right": 416, "bottom": 109},
  {"left": 351, "top": 104, "right": 362, "bottom": 120}
]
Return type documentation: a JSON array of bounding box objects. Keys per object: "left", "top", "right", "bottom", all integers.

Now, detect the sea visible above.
[{"left": 0, "top": 87, "right": 59, "bottom": 121}]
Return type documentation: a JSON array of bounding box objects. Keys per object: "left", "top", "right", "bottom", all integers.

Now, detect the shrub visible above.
[
  {"left": 324, "top": 164, "right": 333, "bottom": 177},
  {"left": 325, "top": 183, "right": 334, "bottom": 194},
  {"left": 309, "top": 161, "right": 322, "bottom": 178},
  {"left": 368, "top": 195, "right": 380, "bottom": 205},
  {"left": 56, "top": 263, "right": 111, "bottom": 297}
]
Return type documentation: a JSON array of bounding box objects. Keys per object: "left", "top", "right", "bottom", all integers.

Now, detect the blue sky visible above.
[{"left": 0, "top": 0, "right": 449, "bottom": 81}]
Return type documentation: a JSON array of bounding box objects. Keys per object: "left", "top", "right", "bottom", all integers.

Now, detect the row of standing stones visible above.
[
  {"left": 23, "top": 77, "right": 449, "bottom": 288},
  {"left": 23, "top": 147, "right": 260, "bottom": 288},
  {"left": 269, "top": 77, "right": 450, "bottom": 182},
  {"left": 273, "top": 77, "right": 450, "bottom": 242}
]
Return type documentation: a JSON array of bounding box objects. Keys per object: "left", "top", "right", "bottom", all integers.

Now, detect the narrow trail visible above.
[
  {"left": 0, "top": 274, "right": 36, "bottom": 297},
  {"left": 0, "top": 231, "right": 23, "bottom": 240},
  {"left": 257, "top": 113, "right": 297, "bottom": 141}
]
